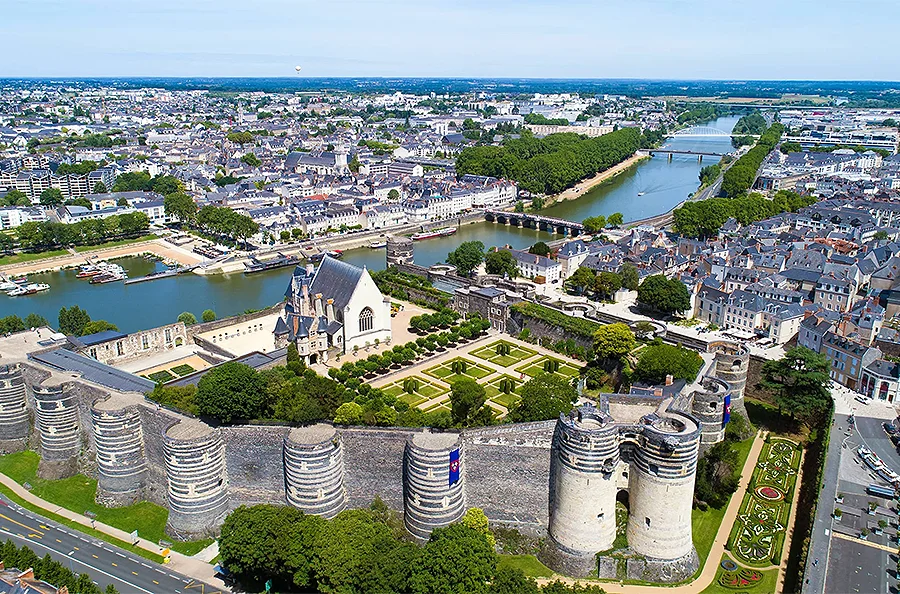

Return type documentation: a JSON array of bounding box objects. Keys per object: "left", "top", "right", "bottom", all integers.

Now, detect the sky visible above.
[{"left": 3, "top": 0, "right": 899, "bottom": 80}]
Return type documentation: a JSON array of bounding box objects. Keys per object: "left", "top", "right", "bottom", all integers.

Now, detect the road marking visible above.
[
  {"left": 28, "top": 533, "right": 41, "bottom": 539},
  {"left": 153, "top": 581, "right": 159, "bottom": 585},
  {"left": 141, "top": 563, "right": 151, "bottom": 568},
  {"left": 115, "top": 551, "right": 125, "bottom": 557},
  {"left": 92, "top": 554, "right": 98, "bottom": 559},
  {"left": 132, "top": 571, "right": 138, "bottom": 576},
  {"left": 154, "top": 568, "right": 165, "bottom": 574},
  {"left": 73, "top": 546, "right": 78, "bottom": 550},
  {"left": 55, "top": 538, "right": 62, "bottom": 543},
  {"left": 40, "top": 525, "right": 49, "bottom": 530},
  {"left": 111, "top": 562, "right": 117, "bottom": 567},
  {"left": 0, "top": 513, "right": 44, "bottom": 536}
]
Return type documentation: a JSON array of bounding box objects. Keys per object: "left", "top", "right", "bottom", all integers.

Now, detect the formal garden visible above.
[
  {"left": 727, "top": 437, "right": 801, "bottom": 568},
  {"left": 700, "top": 555, "right": 779, "bottom": 594},
  {"left": 516, "top": 356, "right": 581, "bottom": 379},
  {"left": 471, "top": 340, "right": 537, "bottom": 368},
  {"left": 380, "top": 375, "right": 448, "bottom": 408},
  {"left": 425, "top": 357, "right": 496, "bottom": 382}
]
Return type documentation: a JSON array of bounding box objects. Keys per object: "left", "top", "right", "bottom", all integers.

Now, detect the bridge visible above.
[
  {"left": 649, "top": 149, "right": 726, "bottom": 157},
  {"left": 671, "top": 126, "right": 733, "bottom": 138},
  {"left": 484, "top": 210, "right": 584, "bottom": 236}
]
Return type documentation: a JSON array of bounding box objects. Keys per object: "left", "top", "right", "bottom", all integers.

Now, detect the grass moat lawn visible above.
[
  {"left": 0, "top": 450, "right": 212, "bottom": 556},
  {"left": 471, "top": 340, "right": 538, "bottom": 368},
  {"left": 380, "top": 375, "right": 448, "bottom": 407},
  {"left": 515, "top": 356, "right": 581, "bottom": 379},
  {"left": 424, "top": 357, "right": 495, "bottom": 383}
]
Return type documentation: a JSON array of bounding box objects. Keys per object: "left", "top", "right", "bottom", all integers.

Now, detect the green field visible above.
[
  {"left": 471, "top": 341, "right": 537, "bottom": 368},
  {"left": 515, "top": 356, "right": 581, "bottom": 379},
  {"left": 0, "top": 249, "right": 70, "bottom": 266},
  {"left": 381, "top": 375, "right": 448, "bottom": 407},
  {"left": 424, "top": 357, "right": 495, "bottom": 382},
  {"left": 497, "top": 554, "right": 555, "bottom": 578},
  {"left": 0, "top": 450, "right": 210, "bottom": 555}
]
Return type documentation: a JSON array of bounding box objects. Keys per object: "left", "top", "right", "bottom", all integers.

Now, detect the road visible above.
[
  {"left": 0, "top": 494, "right": 199, "bottom": 593},
  {"left": 855, "top": 415, "right": 900, "bottom": 475}
]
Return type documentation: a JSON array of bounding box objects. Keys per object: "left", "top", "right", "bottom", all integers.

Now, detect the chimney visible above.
[
  {"left": 326, "top": 298, "right": 335, "bottom": 322},
  {"left": 665, "top": 374, "right": 673, "bottom": 386},
  {"left": 315, "top": 293, "right": 324, "bottom": 317},
  {"left": 306, "top": 263, "right": 315, "bottom": 276},
  {"left": 300, "top": 283, "right": 310, "bottom": 317}
]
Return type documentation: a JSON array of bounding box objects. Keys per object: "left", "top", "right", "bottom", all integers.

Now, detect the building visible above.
[
  {"left": 453, "top": 286, "right": 518, "bottom": 332},
  {"left": 502, "top": 248, "right": 562, "bottom": 284},
  {"left": 69, "top": 325, "right": 188, "bottom": 366},
  {"left": 275, "top": 257, "right": 391, "bottom": 361},
  {"left": 0, "top": 206, "right": 46, "bottom": 230}
]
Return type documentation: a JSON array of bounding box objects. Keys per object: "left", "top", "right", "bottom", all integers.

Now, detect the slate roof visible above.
[
  {"left": 28, "top": 349, "right": 154, "bottom": 394},
  {"left": 68, "top": 330, "right": 128, "bottom": 347},
  {"left": 308, "top": 255, "right": 365, "bottom": 312}
]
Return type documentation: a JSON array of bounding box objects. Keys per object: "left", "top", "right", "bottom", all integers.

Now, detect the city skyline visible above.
[{"left": 4, "top": 0, "right": 899, "bottom": 80}]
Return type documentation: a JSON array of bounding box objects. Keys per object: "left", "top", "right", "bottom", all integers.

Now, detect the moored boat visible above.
[{"left": 411, "top": 227, "right": 457, "bottom": 241}]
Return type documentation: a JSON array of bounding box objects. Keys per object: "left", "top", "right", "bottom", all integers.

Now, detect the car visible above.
[
  {"left": 891, "top": 434, "right": 900, "bottom": 447},
  {"left": 884, "top": 422, "right": 898, "bottom": 435}
]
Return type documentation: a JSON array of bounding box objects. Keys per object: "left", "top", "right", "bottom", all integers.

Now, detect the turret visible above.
[
  {"left": 91, "top": 396, "right": 147, "bottom": 506},
  {"left": 284, "top": 424, "right": 346, "bottom": 518},
  {"left": 403, "top": 432, "right": 465, "bottom": 540},
  {"left": 0, "top": 364, "right": 29, "bottom": 452}
]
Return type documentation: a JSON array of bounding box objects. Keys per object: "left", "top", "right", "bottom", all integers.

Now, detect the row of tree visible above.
[
  {"left": 581, "top": 213, "right": 624, "bottom": 233},
  {"left": 0, "top": 313, "right": 48, "bottom": 334},
  {"left": 13, "top": 212, "right": 150, "bottom": 251},
  {"left": 566, "top": 263, "right": 639, "bottom": 300},
  {"left": 58, "top": 305, "right": 118, "bottom": 336},
  {"left": 219, "top": 504, "right": 604, "bottom": 594},
  {"left": 455, "top": 128, "right": 643, "bottom": 195},
  {"left": 721, "top": 123, "right": 784, "bottom": 197},
  {"left": 731, "top": 113, "right": 768, "bottom": 136},
  {"left": 673, "top": 190, "right": 817, "bottom": 239},
  {"left": 194, "top": 205, "right": 259, "bottom": 244}
]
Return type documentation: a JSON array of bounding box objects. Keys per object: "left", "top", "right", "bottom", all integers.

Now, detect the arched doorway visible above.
[{"left": 614, "top": 490, "right": 630, "bottom": 549}]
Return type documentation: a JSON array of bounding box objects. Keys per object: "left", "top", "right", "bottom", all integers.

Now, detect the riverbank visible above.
[
  {"left": 543, "top": 153, "right": 649, "bottom": 208},
  {"left": 0, "top": 238, "right": 202, "bottom": 276}
]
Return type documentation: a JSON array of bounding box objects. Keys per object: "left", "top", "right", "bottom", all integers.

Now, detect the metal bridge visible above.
[{"left": 672, "top": 126, "right": 732, "bottom": 138}]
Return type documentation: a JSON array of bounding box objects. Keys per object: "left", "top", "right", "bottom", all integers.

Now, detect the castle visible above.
[{"left": 0, "top": 331, "right": 748, "bottom": 583}]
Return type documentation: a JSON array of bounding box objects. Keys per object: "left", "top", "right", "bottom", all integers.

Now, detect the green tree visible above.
[
  {"left": 92, "top": 181, "right": 108, "bottom": 194},
  {"left": 485, "top": 250, "right": 519, "bottom": 277},
  {"left": 619, "top": 263, "right": 639, "bottom": 291},
  {"left": 334, "top": 402, "right": 364, "bottom": 425},
  {"left": 240, "top": 153, "right": 261, "bottom": 167},
  {"left": 177, "top": 311, "right": 197, "bottom": 325},
  {"left": 81, "top": 320, "right": 118, "bottom": 335},
  {"left": 607, "top": 212, "right": 624, "bottom": 227},
  {"left": 447, "top": 241, "right": 485, "bottom": 277},
  {"left": 410, "top": 523, "right": 496, "bottom": 594},
  {"left": 592, "top": 323, "right": 636, "bottom": 361},
  {"left": 637, "top": 275, "right": 690, "bottom": 314},
  {"left": 116, "top": 196, "right": 129, "bottom": 206},
  {"left": 593, "top": 271, "right": 622, "bottom": 300},
  {"left": 112, "top": 171, "right": 152, "bottom": 192},
  {"left": 227, "top": 131, "right": 255, "bottom": 146},
  {"left": 201, "top": 309, "right": 217, "bottom": 323},
  {"left": 388, "top": 188, "right": 400, "bottom": 201},
  {"left": 760, "top": 346, "right": 832, "bottom": 428},
  {"left": 58, "top": 305, "right": 92, "bottom": 336},
  {"left": 633, "top": 343, "right": 703, "bottom": 384},
  {"left": 196, "top": 362, "right": 267, "bottom": 422},
  {"left": 286, "top": 342, "right": 300, "bottom": 364},
  {"left": 149, "top": 175, "right": 184, "bottom": 196},
  {"left": 566, "top": 266, "right": 596, "bottom": 294},
  {"left": 488, "top": 567, "right": 540, "bottom": 594},
  {"left": 582, "top": 215, "right": 606, "bottom": 234},
  {"left": 449, "top": 377, "right": 487, "bottom": 426},
  {"left": 874, "top": 230, "right": 889, "bottom": 240},
  {"left": 163, "top": 192, "right": 197, "bottom": 224},
  {"left": 508, "top": 372, "right": 578, "bottom": 423},
  {"left": 461, "top": 508, "right": 496, "bottom": 547},
  {"left": 0, "top": 315, "right": 26, "bottom": 334},
  {"left": 1, "top": 189, "right": 31, "bottom": 206},
  {"left": 529, "top": 241, "right": 551, "bottom": 257},
  {"left": 39, "top": 188, "right": 65, "bottom": 206},
  {"left": 24, "top": 313, "right": 49, "bottom": 328},
  {"left": 694, "top": 441, "right": 740, "bottom": 508}
]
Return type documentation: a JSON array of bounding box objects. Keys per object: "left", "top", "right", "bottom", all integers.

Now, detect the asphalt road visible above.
[
  {"left": 0, "top": 493, "right": 197, "bottom": 593},
  {"left": 824, "top": 538, "right": 889, "bottom": 594},
  {"left": 855, "top": 415, "right": 900, "bottom": 475}
]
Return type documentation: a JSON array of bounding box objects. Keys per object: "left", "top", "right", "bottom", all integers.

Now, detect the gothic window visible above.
[{"left": 359, "top": 307, "right": 374, "bottom": 332}]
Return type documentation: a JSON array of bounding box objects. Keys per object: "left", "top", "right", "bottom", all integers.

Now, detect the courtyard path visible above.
[{"left": 535, "top": 432, "right": 766, "bottom": 594}]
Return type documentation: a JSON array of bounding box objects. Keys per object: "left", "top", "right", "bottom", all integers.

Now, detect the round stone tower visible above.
[
  {"left": 710, "top": 341, "right": 749, "bottom": 419},
  {"left": 91, "top": 395, "right": 147, "bottom": 506},
  {"left": 543, "top": 405, "right": 620, "bottom": 576},
  {"left": 626, "top": 411, "right": 700, "bottom": 582},
  {"left": 284, "top": 424, "right": 346, "bottom": 519},
  {"left": 0, "top": 364, "right": 30, "bottom": 452},
  {"left": 386, "top": 235, "right": 414, "bottom": 267},
  {"left": 164, "top": 419, "right": 229, "bottom": 539},
  {"left": 690, "top": 377, "right": 731, "bottom": 444},
  {"left": 33, "top": 384, "right": 80, "bottom": 477},
  {"left": 403, "top": 432, "right": 465, "bottom": 540}
]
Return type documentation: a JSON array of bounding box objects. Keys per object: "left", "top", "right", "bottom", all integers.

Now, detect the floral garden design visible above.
[{"left": 727, "top": 438, "right": 801, "bottom": 567}]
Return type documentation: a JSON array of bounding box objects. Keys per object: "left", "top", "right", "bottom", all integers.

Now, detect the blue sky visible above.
[{"left": 3, "top": 0, "right": 898, "bottom": 80}]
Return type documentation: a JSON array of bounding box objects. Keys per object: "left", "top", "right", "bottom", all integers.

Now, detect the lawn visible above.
[
  {"left": 515, "top": 356, "right": 581, "bottom": 379},
  {"left": 483, "top": 375, "right": 523, "bottom": 411},
  {"left": 170, "top": 364, "right": 196, "bottom": 377},
  {"left": 497, "top": 554, "right": 555, "bottom": 578},
  {"left": 471, "top": 341, "right": 537, "bottom": 368},
  {"left": 73, "top": 234, "right": 159, "bottom": 253},
  {"left": 381, "top": 375, "right": 447, "bottom": 408},
  {"left": 699, "top": 555, "right": 778, "bottom": 594},
  {"left": 0, "top": 450, "right": 210, "bottom": 555},
  {"left": 0, "top": 249, "right": 69, "bottom": 266},
  {"left": 146, "top": 370, "right": 176, "bottom": 383},
  {"left": 424, "top": 357, "right": 495, "bottom": 383}
]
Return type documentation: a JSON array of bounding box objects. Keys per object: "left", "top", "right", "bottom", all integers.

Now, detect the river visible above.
[{"left": 1, "top": 116, "right": 738, "bottom": 333}]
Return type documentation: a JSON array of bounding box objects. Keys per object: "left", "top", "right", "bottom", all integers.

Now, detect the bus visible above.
[{"left": 866, "top": 484, "right": 896, "bottom": 499}]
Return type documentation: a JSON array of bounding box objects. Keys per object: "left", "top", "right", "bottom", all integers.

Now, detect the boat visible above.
[
  {"left": 368, "top": 240, "right": 387, "bottom": 249},
  {"left": 76, "top": 265, "right": 102, "bottom": 278},
  {"left": 243, "top": 253, "right": 301, "bottom": 274},
  {"left": 90, "top": 270, "right": 127, "bottom": 284},
  {"left": 0, "top": 280, "right": 18, "bottom": 291},
  {"left": 411, "top": 227, "right": 457, "bottom": 241},
  {"left": 10, "top": 276, "right": 27, "bottom": 284},
  {"left": 309, "top": 250, "right": 343, "bottom": 263},
  {"left": 637, "top": 192, "right": 645, "bottom": 196},
  {"left": 27, "top": 283, "right": 50, "bottom": 293},
  {"left": 6, "top": 286, "right": 32, "bottom": 296}
]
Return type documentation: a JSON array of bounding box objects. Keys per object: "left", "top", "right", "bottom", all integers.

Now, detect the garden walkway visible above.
[{"left": 535, "top": 432, "right": 765, "bottom": 594}]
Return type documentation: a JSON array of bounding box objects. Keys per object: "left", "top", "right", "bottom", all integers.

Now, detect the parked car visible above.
[
  {"left": 890, "top": 434, "right": 900, "bottom": 447},
  {"left": 884, "top": 422, "right": 898, "bottom": 435}
]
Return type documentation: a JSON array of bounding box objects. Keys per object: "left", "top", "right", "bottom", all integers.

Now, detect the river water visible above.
[{"left": 2, "top": 117, "right": 738, "bottom": 333}]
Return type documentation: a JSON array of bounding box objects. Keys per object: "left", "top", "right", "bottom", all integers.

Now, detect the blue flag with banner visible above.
[
  {"left": 722, "top": 394, "right": 731, "bottom": 427},
  {"left": 449, "top": 448, "right": 460, "bottom": 486}
]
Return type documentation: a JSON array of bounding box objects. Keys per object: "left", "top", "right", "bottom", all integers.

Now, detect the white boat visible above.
[
  {"left": 27, "top": 283, "right": 50, "bottom": 293},
  {"left": 637, "top": 192, "right": 645, "bottom": 196},
  {"left": 0, "top": 281, "right": 17, "bottom": 291},
  {"left": 6, "top": 286, "right": 33, "bottom": 296},
  {"left": 368, "top": 240, "right": 387, "bottom": 249}
]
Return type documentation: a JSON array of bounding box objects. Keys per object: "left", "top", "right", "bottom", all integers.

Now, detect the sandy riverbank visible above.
[
  {"left": 0, "top": 239, "right": 203, "bottom": 277},
  {"left": 544, "top": 153, "right": 649, "bottom": 207}
]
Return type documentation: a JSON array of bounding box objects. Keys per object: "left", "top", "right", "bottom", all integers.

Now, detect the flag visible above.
[
  {"left": 449, "top": 448, "right": 460, "bottom": 486},
  {"left": 723, "top": 394, "right": 732, "bottom": 427}
]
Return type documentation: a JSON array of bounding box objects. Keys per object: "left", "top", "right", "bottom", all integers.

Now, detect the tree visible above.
[
  {"left": 92, "top": 181, "right": 108, "bottom": 194},
  {"left": 566, "top": 266, "right": 596, "bottom": 294},
  {"left": 177, "top": 311, "right": 197, "bottom": 325},
  {"left": 633, "top": 343, "right": 703, "bottom": 384},
  {"left": 196, "top": 362, "right": 267, "bottom": 422},
  {"left": 81, "top": 320, "right": 118, "bottom": 335},
  {"left": 485, "top": 250, "right": 518, "bottom": 278},
  {"left": 447, "top": 241, "right": 485, "bottom": 277},
  {"left": 410, "top": 523, "right": 496, "bottom": 594},
  {"left": 24, "top": 313, "right": 49, "bottom": 328},
  {"left": 112, "top": 171, "right": 152, "bottom": 192},
  {"left": 388, "top": 188, "right": 400, "bottom": 201},
  {"left": 202, "top": 309, "right": 217, "bottom": 323},
  {"left": 0, "top": 315, "right": 26, "bottom": 334},
  {"left": 163, "top": 192, "right": 197, "bottom": 224},
  {"left": 334, "top": 402, "right": 364, "bottom": 425},
  {"left": 619, "top": 263, "right": 639, "bottom": 291},
  {"left": 694, "top": 441, "right": 740, "bottom": 508},
  {"left": 1, "top": 189, "right": 31, "bottom": 207},
  {"left": 116, "top": 196, "right": 129, "bottom": 207},
  {"left": 874, "top": 230, "right": 889, "bottom": 240},
  {"left": 637, "top": 275, "right": 691, "bottom": 315},
  {"left": 607, "top": 212, "right": 624, "bottom": 227},
  {"left": 529, "top": 241, "right": 551, "bottom": 257},
  {"left": 461, "top": 508, "right": 496, "bottom": 547},
  {"left": 488, "top": 567, "right": 540, "bottom": 594},
  {"left": 508, "top": 373, "right": 578, "bottom": 423},
  {"left": 39, "top": 188, "right": 65, "bottom": 206},
  {"left": 760, "top": 346, "right": 832, "bottom": 428},
  {"left": 58, "top": 305, "right": 92, "bottom": 336},
  {"left": 593, "top": 271, "right": 622, "bottom": 300},
  {"left": 449, "top": 378, "right": 487, "bottom": 426},
  {"left": 286, "top": 342, "right": 300, "bottom": 365},
  {"left": 227, "top": 131, "right": 255, "bottom": 146},
  {"left": 582, "top": 215, "right": 606, "bottom": 234},
  {"left": 240, "top": 153, "right": 261, "bottom": 167},
  {"left": 592, "top": 323, "right": 636, "bottom": 361}
]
